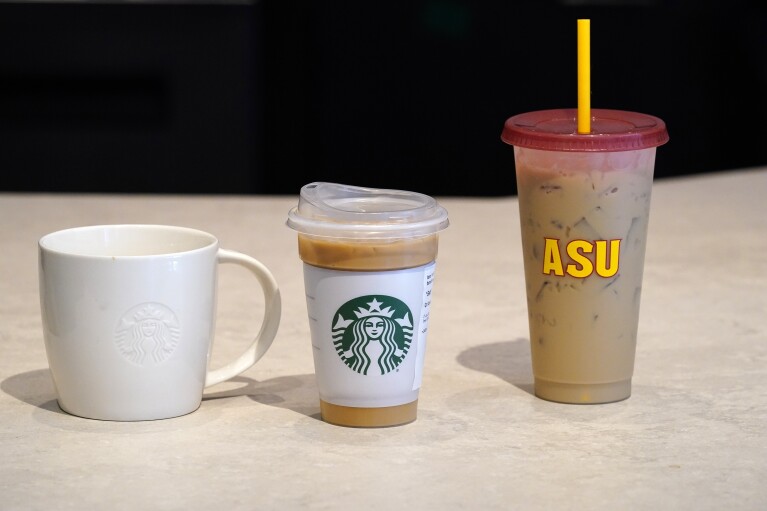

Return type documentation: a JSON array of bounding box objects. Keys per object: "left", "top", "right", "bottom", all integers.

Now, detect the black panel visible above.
[{"left": 1, "top": 1, "right": 765, "bottom": 196}]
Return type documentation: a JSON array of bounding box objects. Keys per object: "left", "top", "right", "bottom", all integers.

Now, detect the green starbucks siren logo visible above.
[{"left": 332, "top": 295, "right": 414, "bottom": 375}]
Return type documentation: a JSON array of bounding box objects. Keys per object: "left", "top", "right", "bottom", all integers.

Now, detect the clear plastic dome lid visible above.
[{"left": 286, "top": 182, "right": 449, "bottom": 239}]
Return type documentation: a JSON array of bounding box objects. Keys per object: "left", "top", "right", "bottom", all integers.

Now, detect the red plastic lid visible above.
[{"left": 501, "top": 108, "right": 669, "bottom": 152}]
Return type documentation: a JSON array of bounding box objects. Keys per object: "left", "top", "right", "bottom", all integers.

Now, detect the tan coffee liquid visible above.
[
  {"left": 298, "top": 233, "right": 438, "bottom": 426},
  {"left": 297, "top": 234, "right": 439, "bottom": 271},
  {"left": 319, "top": 400, "right": 418, "bottom": 428},
  {"left": 515, "top": 147, "right": 655, "bottom": 404}
]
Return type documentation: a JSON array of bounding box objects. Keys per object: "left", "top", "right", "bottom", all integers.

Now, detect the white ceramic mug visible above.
[{"left": 38, "top": 224, "right": 281, "bottom": 421}]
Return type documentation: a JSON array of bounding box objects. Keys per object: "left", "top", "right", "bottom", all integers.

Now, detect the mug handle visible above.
[{"left": 204, "top": 248, "right": 282, "bottom": 387}]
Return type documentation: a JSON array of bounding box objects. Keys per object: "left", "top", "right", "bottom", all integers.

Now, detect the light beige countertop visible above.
[{"left": 2, "top": 168, "right": 766, "bottom": 510}]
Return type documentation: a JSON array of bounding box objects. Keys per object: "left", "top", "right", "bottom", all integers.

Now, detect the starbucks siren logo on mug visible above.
[
  {"left": 332, "top": 295, "right": 413, "bottom": 376},
  {"left": 115, "top": 302, "right": 180, "bottom": 366}
]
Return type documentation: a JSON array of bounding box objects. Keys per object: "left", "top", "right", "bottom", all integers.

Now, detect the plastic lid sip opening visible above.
[{"left": 286, "top": 182, "right": 449, "bottom": 240}]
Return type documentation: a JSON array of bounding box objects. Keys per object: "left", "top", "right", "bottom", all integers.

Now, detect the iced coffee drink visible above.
[
  {"left": 287, "top": 182, "right": 449, "bottom": 426},
  {"left": 502, "top": 109, "right": 669, "bottom": 404},
  {"left": 297, "top": 235, "right": 438, "bottom": 271}
]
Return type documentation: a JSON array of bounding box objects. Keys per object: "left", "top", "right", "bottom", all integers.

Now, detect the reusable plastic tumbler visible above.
[
  {"left": 287, "top": 182, "right": 449, "bottom": 426},
  {"left": 501, "top": 108, "right": 669, "bottom": 404}
]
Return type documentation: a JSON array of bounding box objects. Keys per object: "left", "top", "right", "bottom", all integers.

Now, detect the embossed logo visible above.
[
  {"left": 332, "top": 296, "right": 413, "bottom": 375},
  {"left": 115, "top": 303, "right": 180, "bottom": 366}
]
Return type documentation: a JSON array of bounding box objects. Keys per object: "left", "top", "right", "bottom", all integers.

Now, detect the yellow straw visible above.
[{"left": 577, "top": 19, "right": 591, "bottom": 134}]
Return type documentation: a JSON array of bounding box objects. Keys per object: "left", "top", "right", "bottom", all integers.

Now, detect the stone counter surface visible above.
[{"left": 1, "top": 168, "right": 765, "bottom": 510}]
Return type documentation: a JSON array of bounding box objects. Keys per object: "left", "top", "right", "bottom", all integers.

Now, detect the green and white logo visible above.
[{"left": 332, "top": 295, "right": 414, "bottom": 375}]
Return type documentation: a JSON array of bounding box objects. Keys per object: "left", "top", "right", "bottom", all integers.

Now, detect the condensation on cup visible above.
[{"left": 502, "top": 108, "right": 669, "bottom": 404}]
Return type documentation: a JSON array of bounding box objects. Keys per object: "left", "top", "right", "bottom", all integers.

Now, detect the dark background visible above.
[{"left": 1, "top": 1, "right": 765, "bottom": 197}]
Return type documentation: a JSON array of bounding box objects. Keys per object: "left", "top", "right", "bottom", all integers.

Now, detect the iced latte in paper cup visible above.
[
  {"left": 502, "top": 109, "right": 669, "bottom": 404},
  {"left": 287, "top": 182, "right": 449, "bottom": 427}
]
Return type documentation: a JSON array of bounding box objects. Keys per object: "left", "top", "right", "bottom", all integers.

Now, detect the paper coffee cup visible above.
[{"left": 287, "top": 182, "right": 449, "bottom": 427}]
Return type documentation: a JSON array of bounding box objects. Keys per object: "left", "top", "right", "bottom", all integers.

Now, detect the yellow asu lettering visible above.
[{"left": 542, "top": 238, "right": 621, "bottom": 278}]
